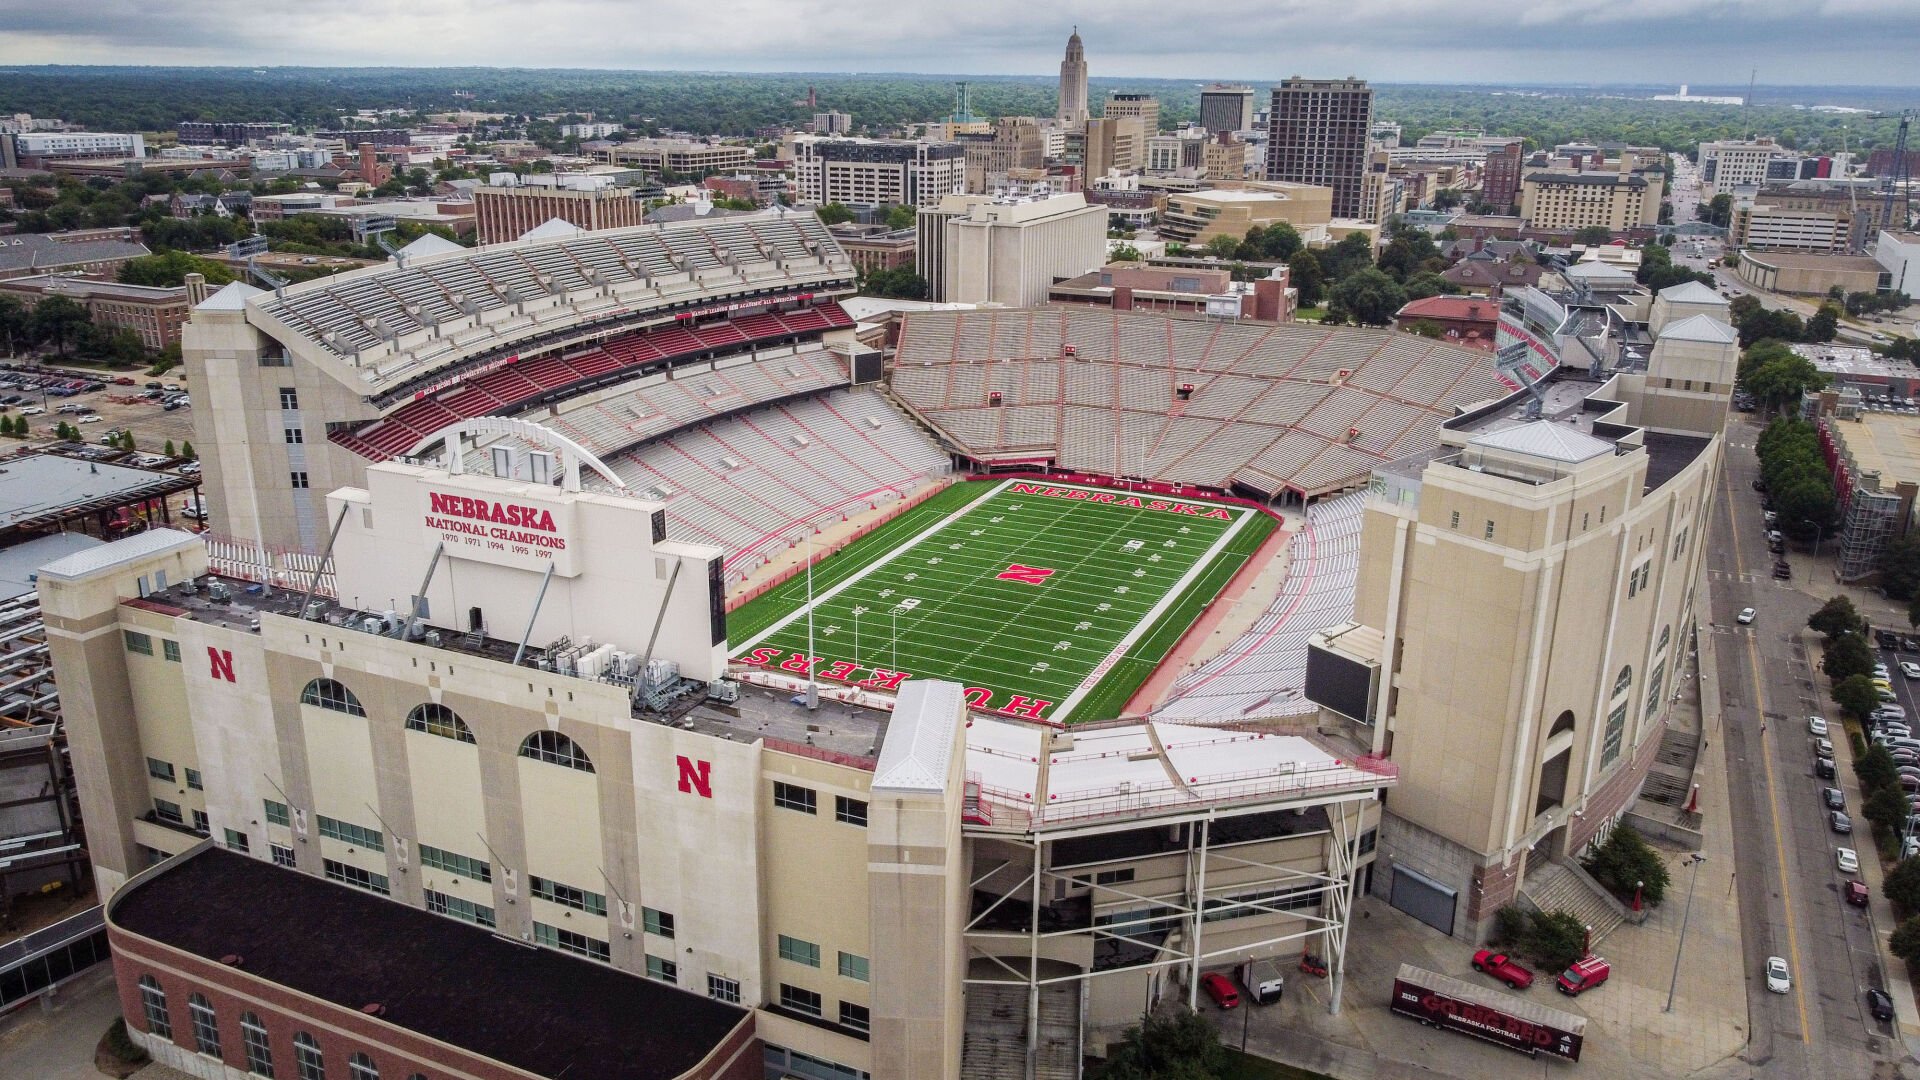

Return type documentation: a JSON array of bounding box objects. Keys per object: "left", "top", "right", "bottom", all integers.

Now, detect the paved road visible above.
[{"left": 1710, "top": 414, "right": 1905, "bottom": 1078}]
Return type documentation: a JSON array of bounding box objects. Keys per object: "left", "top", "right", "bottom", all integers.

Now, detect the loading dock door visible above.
[{"left": 1388, "top": 865, "right": 1457, "bottom": 937}]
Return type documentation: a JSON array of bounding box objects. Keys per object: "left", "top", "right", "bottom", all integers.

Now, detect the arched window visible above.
[
  {"left": 1611, "top": 666, "right": 1633, "bottom": 699},
  {"left": 1549, "top": 710, "right": 1576, "bottom": 737},
  {"left": 348, "top": 1053, "right": 380, "bottom": 1080},
  {"left": 137, "top": 974, "right": 172, "bottom": 1039},
  {"left": 241, "top": 1012, "right": 274, "bottom": 1077},
  {"left": 300, "top": 678, "right": 365, "bottom": 717},
  {"left": 293, "top": 1031, "right": 326, "bottom": 1080},
  {"left": 188, "top": 992, "right": 221, "bottom": 1057},
  {"left": 405, "top": 704, "right": 474, "bottom": 744},
  {"left": 519, "top": 730, "right": 594, "bottom": 773},
  {"left": 1656, "top": 625, "right": 1671, "bottom": 654}
]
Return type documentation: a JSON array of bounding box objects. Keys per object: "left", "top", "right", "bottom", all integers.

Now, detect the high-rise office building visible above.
[
  {"left": 1057, "top": 29, "right": 1089, "bottom": 124},
  {"left": 1265, "top": 77, "right": 1374, "bottom": 220},
  {"left": 1482, "top": 141, "right": 1523, "bottom": 213},
  {"left": 1104, "top": 93, "right": 1160, "bottom": 135},
  {"left": 1199, "top": 85, "right": 1255, "bottom": 135}
]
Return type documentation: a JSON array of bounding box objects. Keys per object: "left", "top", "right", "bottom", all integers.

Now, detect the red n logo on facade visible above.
[
  {"left": 676, "top": 755, "right": 713, "bottom": 798},
  {"left": 208, "top": 647, "right": 236, "bottom": 683}
]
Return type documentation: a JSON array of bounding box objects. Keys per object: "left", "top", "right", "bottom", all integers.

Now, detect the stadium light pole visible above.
[
  {"left": 853, "top": 608, "right": 861, "bottom": 671},
  {"left": 891, "top": 611, "right": 898, "bottom": 673},
  {"left": 1664, "top": 853, "right": 1705, "bottom": 1012}
]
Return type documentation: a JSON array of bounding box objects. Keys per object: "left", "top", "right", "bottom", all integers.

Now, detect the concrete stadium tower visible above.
[{"left": 1058, "top": 28, "right": 1089, "bottom": 123}]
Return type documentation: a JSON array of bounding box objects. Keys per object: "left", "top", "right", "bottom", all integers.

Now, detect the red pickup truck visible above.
[{"left": 1471, "top": 950, "right": 1535, "bottom": 990}]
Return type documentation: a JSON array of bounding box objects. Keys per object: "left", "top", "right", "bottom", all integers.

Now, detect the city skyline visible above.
[{"left": 5, "top": 1, "right": 1920, "bottom": 88}]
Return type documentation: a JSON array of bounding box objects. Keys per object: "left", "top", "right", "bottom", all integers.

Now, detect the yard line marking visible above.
[
  {"left": 731, "top": 478, "right": 1016, "bottom": 654},
  {"left": 1051, "top": 504, "right": 1256, "bottom": 722}
]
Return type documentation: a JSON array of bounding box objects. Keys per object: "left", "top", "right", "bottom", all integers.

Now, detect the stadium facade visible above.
[{"left": 49, "top": 208, "right": 1741, "bottom": 1076}]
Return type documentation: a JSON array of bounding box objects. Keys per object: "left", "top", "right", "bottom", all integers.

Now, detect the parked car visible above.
[
  {"left": 1738, "top": 607, "right": 1757, "bottom": 625},
  {"left": 1816, "top": 756, "right": 1837, "bottom": 779},
  {"left": 1831, "top": 811, "right": 1853, "bottom": 834},
  {"left": 77, "top": 415, "right": 102, "bottom": 424},
  {"left": 1878, "top": 629, "right": 1901, "bottom": 649},
  {"left": 1902, "top": 662, "right": 1920, "bottom": 680},
  {"left": 1847, "top": 880, "right": 1871, "bottom": 907},
  {"left": 1555, "top": 955, "right": 1610, "bottom": 996},
  {"left": 1884, "top": 725, "right": 1914, "bottom": 740},
  {"left": 1199, "top": 971, "right": 1239, "bottom": 1009},
  {"left": 1906, "top": 835, "right": 1920, "bottom": 860},
  {"left": 1766, "top": 956, "right": 1791, "bottom": 994},
  {"left": 1808, "top": 716, "right": 1828, "bottom": 736},
  {"left": 1837, "top": 848, "right": 1860, "bottom": 873},
  {"left": 1773, "top": 563, "right": 1793, "bottom": 580},
  {"left": 1823, "top": 787, "right": 1846, "bottom": 810},
  {"left": 111, "top": 376, "right": 135, "bottom": 386},
  {"left": 1817, "top": 738, "right": 1835, "bottom": 757},
  {"left": 1471, "top": 950, "right": 1535, "bottom": 990},
  {"left": 1868, "top": 988, "right": 1895, "bottom": 1021},
  {"left": 17, "top": 406, "right": 42, "bottom": 416},
  {"left": 1890, "top": 749, "right": 1920, "bottom": 767}
]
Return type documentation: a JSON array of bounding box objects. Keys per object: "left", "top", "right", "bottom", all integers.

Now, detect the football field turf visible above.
[{"left": 727, "top": 479, "right": 1276, "bottom": 724}]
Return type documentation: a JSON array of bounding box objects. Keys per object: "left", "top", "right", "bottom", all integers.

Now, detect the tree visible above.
[
  {"left": 1884, "top": 536, "right": 1920, "bottom": 601},
  {"left": 1520, "top": 909, "right": 1590, "bottom": 971},
  {"left": 1834, "top": 674, "right": 1885, "bottom": 722},
  {"left": 858, "top": 267, "right": 928, "bottom": 300},
  {"left": 1701, "top": 193, "right": 1734, "bottom": 228},
  {"left": 1865, "top": 785, "right": 1911, "bottom": 837},
  {"left": 1407, "top": 319, "right": 1445, "bottom": 339},
  {"left": 1108, "top": 244, "right": 1143, "bottom": 262},
  {"left": 1402, "top": 271, "right": 1450, "bottom": 302},
  {"left": 1573, "top": 225, "right": 1614, "bottom": 246},
  {"left": 1823, "top": 632, "right": 1876, "bottom": 683},
  {"left": 1328, "top": 267, "right": 1407, "bottom": 327},
  {"left": 1582, "top": 823, "right": 1670, "bottom": 904},
  {"left": 1431, "top": 188, "right": 1464, "bottom": 210},
  {"left": 814, "top": 202, "right": 855, "bottom": 226},
  {"left": 1090, "top": 1008, "right": 1228, "bottom": 1080},
  {"left": 1891, "top": 917, "right": 1920, "bottom": 966},
  {"left": 1203, "top": 234, "right": 1241, "bottom": 260},
  {"left": 164, "top": 439, "right": 176, "bottom": 457},
  {"left": 1289, "top": 249, "right": 1326, "bottom": 307},
  {"left": 884, "top": 204, "right": 916, "bottom": 231},
  {"left": 1807, "top": 304, "right": 1840, "bottom": 344},
  {"left": 1240, "top": 222, "right": 1302, "bottom": 261},
  {"left": 1738, "top": 340, "right": 1826, "bottom": 413},
  {"left": 27, "top": 295, "right": 90, "bottom": 357},
  {"left": 180, "top": 440, "right": 195, "bottom": 460},
  {"left": 0, "top": 295, "right": 26, "bottom": 357},
  {"left": 1809, "top": 596, "right": 1867, "bottom": 641},
  {"left": 118, "top": 250, "right": 236, "bottom": 288},
  {"left": 1856, "top": 744, "right": 1897, "bottom": 795},
  {"left": 1885, "top": 858, "right": 1920, "bottom": 915}
]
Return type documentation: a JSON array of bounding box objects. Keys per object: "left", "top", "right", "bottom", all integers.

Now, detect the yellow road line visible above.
[{"left": 1724, "top": 451, "right": 1814, "bottom": 1046}]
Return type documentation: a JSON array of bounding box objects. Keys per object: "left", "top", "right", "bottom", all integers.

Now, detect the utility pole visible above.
[{"left": 1665, "top": 853, "right": 1707, "bottom": 1012}]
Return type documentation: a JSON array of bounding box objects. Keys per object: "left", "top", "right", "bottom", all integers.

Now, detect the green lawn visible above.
[
  {"left": 1222, "top": 1050, "right": 1336, "bottom": 1080},
  {"left": 729, "top": 479, "right": 1274, "bottom": 724}
]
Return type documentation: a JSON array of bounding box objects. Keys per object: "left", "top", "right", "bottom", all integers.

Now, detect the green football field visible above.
[{"left": 727, "top": 479, "right": 1276, "bottom": 724}]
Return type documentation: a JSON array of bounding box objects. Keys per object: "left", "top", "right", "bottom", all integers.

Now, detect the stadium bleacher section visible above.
[
  {"left": 1154, "top": 492, "right": 1365, "bottom": 721},
  {"left": 603, "top": 387, "right": 951, "bottom": 585},
  {"left": 892, "top": 309, "right": 1523, "bottom": 500},
  {"left": 250, "top": 212, "right": 852, "bottom": 392},
  {"left": 328, "top": 302, "right": 855, "bottom": 459}
]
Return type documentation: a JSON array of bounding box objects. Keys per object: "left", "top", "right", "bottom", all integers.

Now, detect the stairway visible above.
[{"left": 1519, "top": 861, "right": 1625, "bottom": 944}]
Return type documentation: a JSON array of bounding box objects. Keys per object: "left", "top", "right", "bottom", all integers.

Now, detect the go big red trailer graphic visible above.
[{"left": 1389, "top": 965, "right": 1584, "bottom": 1062}]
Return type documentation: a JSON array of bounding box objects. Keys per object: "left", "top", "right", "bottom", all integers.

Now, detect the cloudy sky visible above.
[{"left": 2, "top": 0, "right": 1915, "bottom": 86}]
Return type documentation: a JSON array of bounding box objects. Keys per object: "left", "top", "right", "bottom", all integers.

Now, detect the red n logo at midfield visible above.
[
  {"left": 208, "top": 647, "right": 236, "bottom": 683},
  {"left": 996, "top": 564, "right": 1057, "bottom": 586},
  {"left": 676, "top": 755, "right": 713, "bottom": 798}
]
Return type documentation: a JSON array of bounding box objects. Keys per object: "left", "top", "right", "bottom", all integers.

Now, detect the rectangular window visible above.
[
  {"left": 418, "top": 843, "right": 491, "bottom": 882},
  {"left": 646, "top": 954, "right": 678, "bottom": 983},
  {"left": 529, "top": 875, "right": 607, "bottom": 915},
  {"left": 189, "top": 994, "right": 221, "bottom": 1056},
  {"left": 278, "top": 387, "right": 299, "bottom": 410},
  {"left": 192, "top": 809, "right": 210, "bottom": 835},
  {"left": 533, "top": 921, "right": 610, "bottom": 962},
  {"left": 224, "top": 828, "right": 251, "bottom": 853},
  {"left": 835, "top": 796, "right": 868, "bottom": 827},
  {"left": 643, "top": 906, "right": 675, "bottom": 938},
  {"left": 241, "top": 1015, "right": 274, "bottom": 1077},
  {"left": 163, "top": 638, "right": 182, "bottom": 662},
  {"left": 316, "top": 814, "right": 383, "bottom": 852},
  {"left": 779, "top": 934, "right": 821, "bottom": 967},
  {"left": 779, "top": 984, "right": 823, "bottom": 1017},
  {"left": 838, "top": 951, "right": 869, "bottom": 982},
  {"left": 839, "top": 1001, "right": 871, "bottom": 1034},
  {"left": 1601, "top": 700, "right": 1629, "bottom": 769},
  {"left": 424, "top": 888, "right": 497, "bottom": 928},
  {"left": 153, "top": 799, "right": 184, "bottom": 826},
  {"left": 323, "top": 858, "right": 390, "bottom": 896},
  {"left": 124, "top": 630, "right": 153, "bottom": 656},
  {"left": 773, "top": 781, "right": 817, "bottom": 814},
  {"left": 185, "top": 767, "right": 202, "bottom": 791},
  {"left": 270, "top": 843, "right": 296, "bottom": 868},
  {"left": 1449, "top": 510, "right": 1460, "bottom": 529},
  {"left": 708, "top": 974, "right": 742, "bottom": 1004},
  {"left": 146, "top": 756, "right": 175, "bottom": 782},
  {"left": 1094, "top": 868, "right": 1136, "bottom": 887},
  {"left": 1484, "top": 520, "right": 1495, "bottom": 540},
  {"left": 264, "top": 799, "right": 290, "bottom": 827},
  {"left": 283, "top": 427, "right": 304, "bottom": 444},
  {"left": 289, "top": 471, "right": 309, "bottom": 489}
]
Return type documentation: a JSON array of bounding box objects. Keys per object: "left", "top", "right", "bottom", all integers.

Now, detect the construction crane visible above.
[{"left": 1863, "top": 111, "right": 1914, "bottom": 237}]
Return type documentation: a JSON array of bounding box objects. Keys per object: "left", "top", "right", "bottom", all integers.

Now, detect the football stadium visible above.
[{"left": 52, "top": 208, "right": 1733, "bottom": 1080}]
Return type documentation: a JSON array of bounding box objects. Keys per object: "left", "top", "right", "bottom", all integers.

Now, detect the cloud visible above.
[{"left": 0, "top": 0, "right": 1916, "bottom": 85}]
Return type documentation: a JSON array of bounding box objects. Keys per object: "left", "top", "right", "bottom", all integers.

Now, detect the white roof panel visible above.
[
  {"left": 872, "top": 680, "right": 964, "bottom": 793},
  {"left": 1468, "top": 420, "right": 1616, "bottom": 463}
]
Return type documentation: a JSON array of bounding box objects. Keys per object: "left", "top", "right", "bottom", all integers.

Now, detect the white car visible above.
[
  {"left": 1808, "top": 716, "right": 1828, "bottom": 736},
  {"left": 1837, "top": 847, "right": 1860, "bottom": 873},
  {"left": 1900, "top": 662, "right": 1920, "bottom": 680},
  {"left": 17, "top": 406, "right": 43, "bottom": 416},
  {"left": 1765, "top": 956, "right": 1791, "bottom": 994},
  {"left": 1737, "top": 607, "right": 1757, "bottom": 625},
  {"left": 77, "top": 415, "right": 103, "bottom": 424}
]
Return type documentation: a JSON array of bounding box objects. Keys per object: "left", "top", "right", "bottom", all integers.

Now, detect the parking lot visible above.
[{"left": 0, "top": 360, "right": 205, "bottom": 519}]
